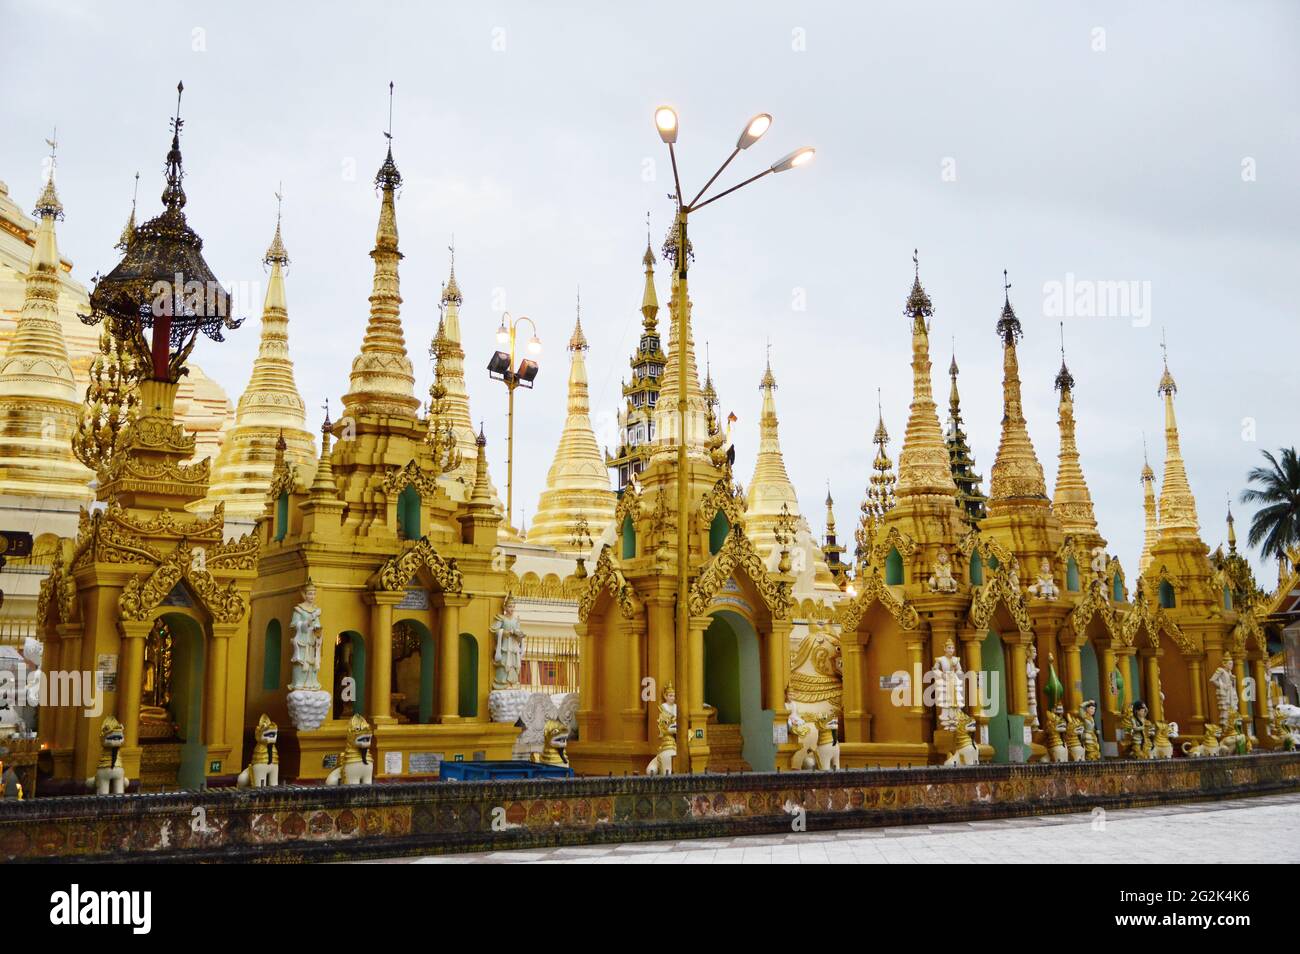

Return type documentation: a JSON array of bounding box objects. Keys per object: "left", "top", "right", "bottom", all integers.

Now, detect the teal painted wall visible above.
[
  {"left": 334, "top": 631, "right": 366, "bottom": 718},
  {"left": 414, "top": 623, "right": 435, "bottom": 724},
  {"left": 1067, "top": 558, "right": 1080, "bottom": 592},
  {"left": 885, "top": 548, "right": 904, "bottom": 585},
  {"left": 262, "top": 619, "right": 282, "bottom": 691},
  {"left": 1158, "top": 580, "right": 1176, "bottom": 608},
  {"left": 1081, "top": 641, "right": 1101, "bottom": 708},
  {"left": 621, "top": 515, "right": 636, "bottom": 559},
  {"left": 709, "top": 512, "right": 729, "bottom": 554},
  {"left": 980, "top": 630, "right": 1010, "bottom": 762},
  {"left": 398, "top": 485, "right": 421, "bottom": 539},
  {"left": 969, "top": 552, "right": 983, "bottom": 585},
  {"left": 709, "top": 612, "right": 775, "bottom": 772},
  {"left": 704, "top": 620, "right": 741, "bottom": 723},
  {"left": 165, "top": 613, "right": 207, "bottom": 789},
  {"left": 275, "top": 493, "right": 288, "bottom": 542}
]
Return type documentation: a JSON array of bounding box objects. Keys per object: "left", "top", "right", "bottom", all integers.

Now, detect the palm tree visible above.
[{"left": 1240, "top": 447, "right": 1300, "bottom": 562}]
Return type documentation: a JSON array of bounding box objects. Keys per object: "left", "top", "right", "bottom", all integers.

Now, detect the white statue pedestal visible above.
[
  {"left": 286, "top": 689, "right": 331, "bottom": 732},
  {"left": 489, "top": 688, "right": 532, "bottom": 725}
]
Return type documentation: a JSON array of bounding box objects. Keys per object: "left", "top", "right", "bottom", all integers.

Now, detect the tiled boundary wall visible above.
[{"left": 4, "top": 753, "right": 1299, "bottom": 862}]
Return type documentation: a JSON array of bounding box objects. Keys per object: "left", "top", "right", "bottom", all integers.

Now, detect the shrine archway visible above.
[
  {"left": 333, "top": 631, "right": 366, "bottom": 719},
  {"left": 160, "top": 612, "right": 207, "bottom": 790},
  {"left": 979, "top": 629, "right": 1011, "bottom": 762},
  {"left": 704, "top": 610, "right": 774, "bottom": 772}
]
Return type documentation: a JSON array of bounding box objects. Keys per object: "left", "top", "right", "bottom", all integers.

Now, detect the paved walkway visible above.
[{"left": 370, "top": 793, "right": 1300, "bottom": 864}]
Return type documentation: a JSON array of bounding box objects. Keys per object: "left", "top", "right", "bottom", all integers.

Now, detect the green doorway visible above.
[
  {"left": 704, "top": 611, "right": 774, "bottom": 772},
  {"left": 979, "top": 630, "right": 1010, "bottom": 762},
  {"left": 162, "top": 613, "right": 207, "bottom": 789}
]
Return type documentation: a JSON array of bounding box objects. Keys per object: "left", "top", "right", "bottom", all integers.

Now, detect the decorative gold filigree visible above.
[
  {"left": 373, "top": 536, "right": 463, "bottom": 593},
  {"left": 688, "top": 525, "right": 792, "bottom": 620},
  {"left": 577, "top": 544, "right": 639, "bottom": 622},
  {"left": 699, "top": 476, "right": 746, "bottom": 529},
  {"left": 834, "top": 565, "right": 920, "bottom": 631},
  {"left": 866, "top": 524, "right": 917, "bottom": 570},
  {"left": 118, "top": 541, "right": 249, "bottom": 624},
  {"left": 381, "top": 458, "right": 441, "bottom": 499},
  {"left": 957, "top": 527, "right": 1013, "bottom": 567},
  {"left": 968, "top": 557, "right": 1032, "bottom": 634}
]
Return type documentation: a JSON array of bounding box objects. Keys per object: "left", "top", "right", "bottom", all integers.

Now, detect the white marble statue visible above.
[
  {"left": 1090, "top": 546, "right": 1109, "bottom": 577},
  {"left": 932, "top": 638, "right": 965, "bottom": 730},
  {"left": 490, "top": 596, "right": 525, "bottom": 691},
  {"left": 1209, "top": 658, "right": 1239, "bottom": 729},
  {"left": 1027, "top": 558, "right": 1059, "bottom": 600},
  {"left": 1026, "top": 644, "right": 1040, "bottom": 729},
  {"left": 288, "top": 581, "right": 324, "bottom": 690},
  {"left": 928, "top": 550, "right": 958, "bottom": 593}
]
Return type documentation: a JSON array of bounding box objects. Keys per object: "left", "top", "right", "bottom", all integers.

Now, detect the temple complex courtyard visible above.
[{"left": 378, "top": 792, "right": 1300, "bottom": 864}]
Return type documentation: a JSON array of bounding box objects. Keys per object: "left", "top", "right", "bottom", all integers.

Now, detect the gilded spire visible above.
[
  {"left": 342, "top": 86, "right": 418, "bottom": 417},
  {"left": 529, "top": 293, "right": 615, "bottom": 551},
  {"left": 747, "top": 353, "right": 801, "bottom": 551},
  {"left": 1155, "top": 337, "right": 1200, "bottom": 540},
  {"left": 895, "top": 251, "right": 957, "bottom": 499},
  {"left": 430, "top": 243, "right": 495, "bottom": 497},
  {"left": 945, "top": 345, "right": 987, "bottom": 525},
  {"left": 825, "top": 485, "right": 837, "bottom": 535},
  {"left": 116, "top": 172, "right": 140, "bottom": 252},
  {"left": 0, "top": 137, "right": 88, "bottom": 498},
  {"left": 207, "top": 192, "right": 314, "bottom": 519},
  {"left": 1051, "top": 324, "right": 1103, "bottom": 546},
  {"left": 988, "top": 270, "right": 1049, "bottom": 511},
  {"left": 641, "top": 215, "right": 659, "bottom": 333},
  {"left": 867, "top": 391, "right": 897, "bottom": 522},
  {"left": 441, "top": 235, "right": 462, "bottom": 305},
  {"left": 1227, "top": 499, "right": 1237, "bottom": 553},
  {"left": 652, "top": 225, "right": 707, "bottom": 459},
  {"left": 310, "top": 404, "right": 337, "bottom": 498},
  {"left": 1139, "top": 435, "right": 1159, "bottom": 574}
]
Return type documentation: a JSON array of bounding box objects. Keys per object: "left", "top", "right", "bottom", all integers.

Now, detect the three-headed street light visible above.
[
  {"left": 487, "top": 312, "right": 541, "bottom": 535},
  {"left": 653, "top": 105, "right": 814, "bottom": 773}
]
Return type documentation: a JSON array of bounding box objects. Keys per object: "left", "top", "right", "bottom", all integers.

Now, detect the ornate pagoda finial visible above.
[
  {"left": 374, "top": 81, "right": 402, "bottom": 192},
  {"left": 996, "top": 268, "right": 1022, "bottom": 344},
  {"left": 1227, "top": 495, "right": 1237, "bottom": 552},
  {"left": 440, "top": 237, "right": 462, "bottom": 305},
  {"left": 264, "top": 183, "right": 290, "bottom": 267},
  {"left": 34, "top": 128, "right": 63, "bottom": 220},
  {"left": 904, "top": 248, "right": 933, "bottom": 324},
  {"left": 760, "top": 338, "right": 776, "bottom": 390},
  {"left": 1157, "top": 327, "right": 1177, "bottom": 395},
  {"left": 1054, "top": 320, "right": 1074, "bottom": 392},
  {"left": 569, "top": 287, "right": 588, "bottom": 351},
  {"left": 321, "top": 398, "right": 332, "bottom": 434}
]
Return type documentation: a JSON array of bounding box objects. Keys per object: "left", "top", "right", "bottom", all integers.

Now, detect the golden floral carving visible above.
[
  {"left": 577, "top": 544, "right": 639, "bottom": 622},
  {"left": 688, "top": 526, "right": 792, "bottom": 620},
  {"left": 833, "top": 565, "right": 920, "bottom": 632},
  {"left": 699, "top": 477, "right": 746, "bottom": 529},
  {"left": 866, "top": 524, "right": 917, "bottom": 570},
  {"left": 118, "top": 541, "right": 249, "bottom": 624},
  {"left": 373, "top": 536, "right": 463, "bottom": 593},
  {"left": 381, "top": 459, "right": 442, "bottom": 499},
  {"left": 968, "top": 558, "right": 1033, "bottom": 634}
]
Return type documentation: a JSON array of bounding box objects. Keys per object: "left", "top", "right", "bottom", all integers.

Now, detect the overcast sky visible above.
[{"left": 3, "top": 0, "right": 1296, "bottom": 580}]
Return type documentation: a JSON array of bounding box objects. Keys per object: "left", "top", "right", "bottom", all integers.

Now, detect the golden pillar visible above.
[
  {"left": 842, "top": 632, "right": 868, "bottom": 742},
  {"left": 1063, "top": 638, "right": 1083, "bottom": 713},
  {"left": 1253, "top": 655, "right": 1270, "bottom": 733},
  {"left": 438, "top": 596, "right": 465, "bottom": 722},
  {"left": 1008, "top": 636, "right": 1029, "bottom": 718},
  {"left": 767, "top": 618, "right": 792, "bottom": 718},
  {"left": 53, "top": 623, "right": 83, "bottom": 752},
  {"left": 687, "top": 615, "right": 710, "bottom": 771},
  {"left": 906, "top": 637, "right": 927, "bottom": 718},
  {"left": 1145, "top": 652, "right": 1164, "bottom": 721},
  {"left": 117, "top": 620, "right": 150, "bottom": 751},
  {"left": 1100, "top": 644, "right": 1118, "bottom": 715},
  {"left": 204, "top": 624, "right": 234, "bottom": 748},
  {"left": 1115, "top": 647, "right": 1135, "bottom": 713},
  {"left": 622, "top": 616, "right": 647, "bottom": 737},
  {"left": 1188, "top": 655, "right": 1205, "bottom": 725},
  {"left": 366, "top": 591, "right": 401, "bottom": 724}
]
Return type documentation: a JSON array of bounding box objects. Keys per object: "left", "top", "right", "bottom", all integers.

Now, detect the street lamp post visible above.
[
  {"left": 487, "top": 312, "right": 541, "bottom": 534},
  {"left": 653, "top": 106, "right": 813, "bottom": 773}
]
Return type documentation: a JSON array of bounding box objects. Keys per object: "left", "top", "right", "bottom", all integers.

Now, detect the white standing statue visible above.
[
  {"left": 928, "top": 550, "right": 959, "bottom": 593},
  {"left": 285, "top": 580, "right": 331, "bottom": 732},
  {"left": 1026, "top": 644, "right": 1040, "bottom": 729},
  {"left": 288, "top": 581, "right": 324, "bottom": 690},
  {"left": 490, "top": 596, "right": 525, "bottom": 691},
  {"left": 932, "top": 638, "right": 965, "bottom": 730},
  {"left": 1209, "top": 657, "right": 1239, "bottom": 729},
  {"left": 1027, "top": 558, "right": 1059, "bottom": 600}
]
